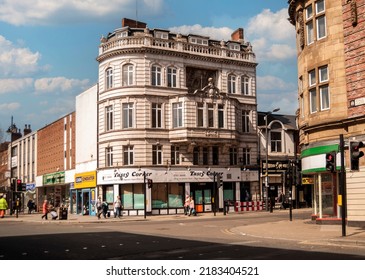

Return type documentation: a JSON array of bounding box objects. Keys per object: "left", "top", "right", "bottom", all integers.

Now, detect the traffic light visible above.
[
  {"left": 147, "top": 179, "right": 153, "bottom": 188},
  {"left": 350, "top": 141, "right": 364, "bottom": 171},
  {"left": 11, "top": 178, "right": 15, "bottom": 191},
  {"left": 325, "top": 152, "right": 336, "bottom": 172},
  {"left": 16, "top": 179, "right": 22, "bottom": 192},
  {"left": 217, "top": 175, "right": 223, "bottom": 188}
]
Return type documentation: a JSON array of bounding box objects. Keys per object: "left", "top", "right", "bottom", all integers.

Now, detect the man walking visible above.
[
  {"left": 0, "top": 195, "right": 8, "bottom": 218},
  {"left": 114, "top": 195, "right": 122, "bottom": 218}
]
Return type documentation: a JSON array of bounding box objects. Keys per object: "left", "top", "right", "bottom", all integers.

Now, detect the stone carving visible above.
[
  {"left": 193, "top": 77, "right": 225, "bottom": 99},
  {"left": 297, "top": 9, "right": 304, "bottom": 50}
]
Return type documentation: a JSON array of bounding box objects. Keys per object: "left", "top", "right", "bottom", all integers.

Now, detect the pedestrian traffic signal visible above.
[
  {"left": 325, "top": 152, "right": 336, "bottom": 172},
  {"left": 16, "top": 179, "right": 22, "bottom": 191},
  {"left": 147, "top": 179, "right": 153, "bottom": 188},
  {"left": 350, "top": 141, "right": 364, "bottom": 171}
]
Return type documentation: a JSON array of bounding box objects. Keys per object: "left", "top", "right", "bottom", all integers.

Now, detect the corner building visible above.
[
  {"left": 96, "top": 19, "right": 259, "bottom": 215},
  {"left": 288, "top": 0, "right": 365, "bottom": 225}
]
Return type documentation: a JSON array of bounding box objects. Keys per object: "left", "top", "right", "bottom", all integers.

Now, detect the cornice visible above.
[{"left": 96, "top": 47, "right": 257, "bottom": 68}]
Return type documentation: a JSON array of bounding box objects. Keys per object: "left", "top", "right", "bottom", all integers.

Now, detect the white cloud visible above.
[
  {"left": 246, "top": 9, "right": 296, "bottom": 62},
  {"left": 0, "top": 0, "right": 163, "bottom": 26},
  {"left": 247, "top": 9, "right": 294, "bottom": 41},
  {"left": 169, "top": 24, "right": 232, "bottom": 41},
  {"left": 0, "top": 35, "right": 41, "bottom": 77},
  {"left": 0, "top": 78, "right": 33, "bottom": 94},
  {"left": 0, "top": 102, "right": 21, "bottom": 111},
  {"left": 34, "top": 77, "right": 90, "bottom": 94}
]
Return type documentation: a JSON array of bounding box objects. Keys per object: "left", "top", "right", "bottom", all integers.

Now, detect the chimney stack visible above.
[{"left": 23, "top": 124, "right": 32, "bottom": 136}]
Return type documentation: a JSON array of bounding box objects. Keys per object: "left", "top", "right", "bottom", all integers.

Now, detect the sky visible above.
[{"left": 0, "top": 0, "right": 297, "bottom": 136}]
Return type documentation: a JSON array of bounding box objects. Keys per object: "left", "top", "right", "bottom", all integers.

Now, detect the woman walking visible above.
[{"left": 41, "top": 199, "right": 49, "bottom": 220}]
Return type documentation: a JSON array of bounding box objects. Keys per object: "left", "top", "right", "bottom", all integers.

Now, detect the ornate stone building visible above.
[
  {"left": 96, "top": 18, "right": 259, "bottom": 215},
  {"left": 288, "top": 0, "right": 365, "bottom": 225}
]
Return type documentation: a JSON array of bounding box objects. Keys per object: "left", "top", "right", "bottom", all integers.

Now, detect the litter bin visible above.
[{"left": 59, "top": 207, "right": 68, "bottom": 220}]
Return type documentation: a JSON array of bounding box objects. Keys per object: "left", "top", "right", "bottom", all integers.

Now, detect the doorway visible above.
[{"left": 190, "top": 183, "right": 212, "bottom": 212}]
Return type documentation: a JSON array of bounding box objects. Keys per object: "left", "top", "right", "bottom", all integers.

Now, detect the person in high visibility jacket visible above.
[{"left": 0, "top": 195, "right": 8, "bottom": 218}]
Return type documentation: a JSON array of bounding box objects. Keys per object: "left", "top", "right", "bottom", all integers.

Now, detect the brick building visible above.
[{"left": 36, "top": 113, "right": 75, "bottom": 209}]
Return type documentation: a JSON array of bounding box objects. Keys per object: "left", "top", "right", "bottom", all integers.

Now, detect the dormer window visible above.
[
  {"left": 155, "top": 31, "right": 169, "bottom": 39},
  {"left": 189, "top": 37, "right": 208, "bottom": 46},
  {"left": 117, "top": 31, "right": 128, "bottom": 38},
  {"left": 228, "top": 43, "right": 240, "bottom": 51}
]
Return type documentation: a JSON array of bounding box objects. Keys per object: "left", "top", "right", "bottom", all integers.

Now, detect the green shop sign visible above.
[{"left": 43, "top": 171, "right": 65, "bottom": 185}]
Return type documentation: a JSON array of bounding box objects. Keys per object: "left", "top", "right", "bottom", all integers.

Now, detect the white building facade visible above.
[
  {"left": 72, "top": 85, "right": 98, "bottom": 216},
  {"left": 96, "top": 19, "right": 259, "bottom": 215}
]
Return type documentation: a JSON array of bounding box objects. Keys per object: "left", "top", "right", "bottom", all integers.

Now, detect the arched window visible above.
[
  {"left": 270, "top": 122, "right": 282, "bottom": 153},
  {"left": 241, "top": 75, "right": 250, "bottom": 95},
  {"left": 122, "top": 64, "right": 134, "bottom": 86},
  {"left": 228, "top": 74, "right": 236, "bottom": 94},
  {"left": 151, "top": 65, "right": 162, "bottom": 86},
  {"left": 105, "top": 67, "right": 113, "bottom": 89},
  {"left": 167, "top": 67, "right": 177, "bottom": 87}
]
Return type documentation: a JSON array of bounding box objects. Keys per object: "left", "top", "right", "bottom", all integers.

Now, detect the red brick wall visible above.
[{"left": 37, "top": 112, "right": 75, "bottom": 176}]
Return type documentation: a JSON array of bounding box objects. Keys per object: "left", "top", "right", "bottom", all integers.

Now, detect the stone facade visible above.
[
  {"left": 96, "top": 19, "right": 259, "bottom": 215},
  {"left": 288, "top": 0, "right": 365, "bottom": 224}
]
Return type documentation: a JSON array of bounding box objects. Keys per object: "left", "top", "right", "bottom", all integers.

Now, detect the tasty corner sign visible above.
[{"left": 74, "top": 171, "right": 97, "bottom": 189}]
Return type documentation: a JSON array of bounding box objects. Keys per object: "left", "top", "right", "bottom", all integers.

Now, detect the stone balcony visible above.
[{"left": 98, "top": 35, "right": 256, "bottom": 63}]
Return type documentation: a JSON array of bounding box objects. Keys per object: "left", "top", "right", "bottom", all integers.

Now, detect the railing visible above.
[{"left": 100, "top": 36, "right": 256, "bottom": 62}]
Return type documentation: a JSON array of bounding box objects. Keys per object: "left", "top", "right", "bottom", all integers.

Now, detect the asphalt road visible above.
[{"left": 1, "top": 210, "right": 365, "bottom": 260}]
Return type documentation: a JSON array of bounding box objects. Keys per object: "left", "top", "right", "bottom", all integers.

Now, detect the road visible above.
[{"left": 1, "top": 210, "right": 365, "bottom": 260}]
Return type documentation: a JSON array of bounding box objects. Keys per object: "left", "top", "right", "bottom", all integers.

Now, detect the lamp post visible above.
[{"left": 264, "top": 108, "right": 280, "bottom": 211}]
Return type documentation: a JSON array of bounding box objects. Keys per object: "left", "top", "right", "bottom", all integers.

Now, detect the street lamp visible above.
[{"left": 264, "top": 108, "right": 280, "bottom": 211}]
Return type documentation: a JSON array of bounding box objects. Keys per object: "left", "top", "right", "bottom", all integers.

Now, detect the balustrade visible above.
[{"left": 100, "top": 35, "right": 255, "bottom": 62}]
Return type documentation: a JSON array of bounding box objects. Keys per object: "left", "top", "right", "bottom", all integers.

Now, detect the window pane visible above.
[
  {"left": 168, "top": 184, "right": 184, "bottom": 207},
  {"left": 152, "top": 184, "right": 167, "bottom": 208},
  {"left": 218, "top": 104, "right": 224, "bottom": 128},
  {"left": 309, "top": 70, "right": 316, "bottom": 87},
  {"left": 208, "top": 104, "right": 214, "bottom": 127},
  {"left": 316, "top": 0, "right": 325, "bottom": 13},
  {"left": 317, "top": 15, "right": 326, "bottom": 39},
  {"left": 306, "top": 4, "right": 313, "bottom": 19},
  {"left": 306, "top": 21, "right": 314, "bottom": 45},
  {"left": 122, "top": 185, "right": 133, "bottom": 209},
  {"left": 197, "top": 103, "right": 204, "bottom": 127},
  {"left": 133, "top": 184, "right": 144, "bottom": 209},
  {"left": 106, "top": 68, "right": 113, "bottom": 89},
  {"left": 319, "top": 66, "right": 328, "bottom": 82},
  {"left": 310, "top": 89, "right": 317, "bottom": 113},
  {"left": 320, "top": 86, "right": 330, "bottom": 110}
]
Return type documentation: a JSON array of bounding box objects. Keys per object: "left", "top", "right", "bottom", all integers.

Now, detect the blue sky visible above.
[{"left": 0, "top": 0, "right": 297, "bottom": 135}]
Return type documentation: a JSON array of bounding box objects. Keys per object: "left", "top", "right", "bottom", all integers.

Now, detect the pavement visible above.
[{"left": 1, "top": 208, "right": 365, "bottom": 248}]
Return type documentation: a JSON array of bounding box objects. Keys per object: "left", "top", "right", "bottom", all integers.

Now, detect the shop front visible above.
[
  {"left": 71, "top": 171, "right": 97, "bottom": 216},
  {"left": 301, "top": 144, "right": 340, "bottom": 220},
  {"left": 97, "top": 167, "right": 243, "bottom": 216},
  {"left": 37, "top": 171, "right": 71, "bottom": 210}
]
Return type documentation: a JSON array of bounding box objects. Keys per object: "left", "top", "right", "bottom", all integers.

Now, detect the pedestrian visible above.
[
  {"left": 41, "top": 199, "right": 49, "bottom": 220},
  {"left": 189, "top": 196, "right": 196, "bottom": 216},
  {"left": 27, "top": 199, "right": 35, "bottom": 214},
  {"left": 48, "top": 204, "right": 58, "bottom": 220},
  {"left": 0, "top": 195, "right": 8, "bottom": 218},
  {"left": 102, "top": 201, "right": 109, "bottom": 218},
  {"left": 184, "top": 195, "right": 190, "bottom": 215},
  {"left": 114, "top": 195, "right": 122, "bottom": 218},
  {"left": 96, "top": 196, "right": 102, "bottom": 219}
]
